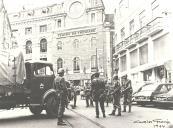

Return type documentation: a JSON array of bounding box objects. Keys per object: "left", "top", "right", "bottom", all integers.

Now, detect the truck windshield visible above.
[{"left": 34, "top": 64, "right": 53, "bottom": 76}]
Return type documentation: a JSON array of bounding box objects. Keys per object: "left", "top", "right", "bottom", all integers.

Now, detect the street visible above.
[{"left": 0, "top": 97, "right": 173, "bottom": 128}]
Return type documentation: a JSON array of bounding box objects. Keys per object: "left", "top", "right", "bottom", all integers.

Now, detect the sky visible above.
[{"left": 3, "top": 0, "right": 116, "bottom": 14}]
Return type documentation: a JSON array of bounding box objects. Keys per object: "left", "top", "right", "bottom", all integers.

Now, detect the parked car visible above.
[
  {"left": 133, "top": 83, "right": 173, "bottom": 106},
  {"left": 132, "top": 82, "right": 154, "bottom": 102},
  {"left": 153, "top": 84, "right": 173, "bottom": 107}
]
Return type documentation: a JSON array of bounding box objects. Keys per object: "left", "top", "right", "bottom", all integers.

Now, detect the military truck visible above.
[{"left": 0, "top": 51, "right": 57, "bottom": 117}]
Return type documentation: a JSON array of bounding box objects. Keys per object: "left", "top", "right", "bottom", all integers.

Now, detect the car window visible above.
[
  {"left": 155, "top": 84, "right": 173, "bottom": 93},
  {"left": 140, "top": 83, "right": 158, "bottom": 91}
]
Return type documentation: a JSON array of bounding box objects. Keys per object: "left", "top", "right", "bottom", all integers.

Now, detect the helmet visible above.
[
  {"left": 113, "top": 75, "right": 118, "bottom": 80},
  {"left": 57, "top": 68, "right": 65, "bottom": 74}
]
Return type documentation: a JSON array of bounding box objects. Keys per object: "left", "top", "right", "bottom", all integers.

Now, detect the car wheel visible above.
[
  {"left": 29, "top": 106, "right": 43, "bottom": 115},
  {"left": 46, "top": 95, "right": 57, "bottom": 118}
]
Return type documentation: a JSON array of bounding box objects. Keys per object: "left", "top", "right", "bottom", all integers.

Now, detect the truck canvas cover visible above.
[{"left": 0, "top": 49, "right": 26, "bottom": 85}]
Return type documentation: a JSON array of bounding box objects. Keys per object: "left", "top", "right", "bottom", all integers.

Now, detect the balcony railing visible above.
[{"left": 114, "top": 17, "right": 163, "bottom": 54}]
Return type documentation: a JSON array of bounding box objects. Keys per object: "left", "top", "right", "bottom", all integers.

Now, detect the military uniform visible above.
[
  {"left": 109, "top": 79, "right": 121, "bottom": 116},
  {"left": 122, "top": 77, "right": 133, "bottom": 112},
  {"left": 71, "top": 85, "right": 77, "bottom": 108},
  {"left": 91, "top": 73, "right": 106, "bottom": 118},
  {"left": 84, "top": 83, "right": 93, "bottom": 107},
  {"left": 54, "top": 68, "right": 68, "bottom": 125}
]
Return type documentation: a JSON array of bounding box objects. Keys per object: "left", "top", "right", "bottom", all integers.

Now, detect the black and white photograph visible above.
[{"left": 0, "top": 0, "right": 173, "bottom": 127}]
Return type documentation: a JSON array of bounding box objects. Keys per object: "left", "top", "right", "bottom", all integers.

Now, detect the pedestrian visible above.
[
  {"left": 70, "top": 81, "right": 78, "bottom": 109},
  {"left": 84, "top": 82, "right": 94, "bottom": 107},
  {"left": 122, "top": 75, "right": 133, "bottom": 113},
  {"left": 91, "top": 72, "right": 106, "bottom": 118},
  {"left": 54, "top": 68, "right": 68, "bottom": 125},
  {"left": 109, "top": 75, "right": 121, "bottom": 116}
]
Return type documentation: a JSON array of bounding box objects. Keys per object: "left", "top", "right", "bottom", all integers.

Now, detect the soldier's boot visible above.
[
  {"left": 128, "top": 105, "right": 131, "bottom": 113},
  {"left": 122, "top": 105, "right": 126, "bottom": 112},
  {"left": 109, "top": 110, "right": 116, "bottom": 116},
  {"left": 57, "top": 118, "right": 66, "bottom": 125},
  {"left": 117, "top": 108, "right": 121, "bottom": 116},
  {"left": 103, "top": 113, "right": 106, "bottom": 118}
]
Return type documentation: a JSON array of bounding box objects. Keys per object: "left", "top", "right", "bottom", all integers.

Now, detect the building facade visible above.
[
  {"left": 0, "top": 0, "right": 13, "bottom": 50},
  {"left": 8, "top": 0, "right": 114, "bottom": 85},
  {"left": 113, "top": 0, "right": 173, "bottom": 90}
]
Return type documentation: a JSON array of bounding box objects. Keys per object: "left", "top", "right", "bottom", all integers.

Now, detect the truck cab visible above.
[{"left": 0, "top": 60, "right": 58, "bottom": 117}]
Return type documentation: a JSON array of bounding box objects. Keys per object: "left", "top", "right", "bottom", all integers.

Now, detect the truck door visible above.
[{"left": 30, "top": 63, "right": 54, "bottom": 105}]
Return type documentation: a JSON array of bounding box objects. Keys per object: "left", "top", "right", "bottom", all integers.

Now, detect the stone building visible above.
[
  {"left": 8, "top": 0, "right": 114, "bottom": 85},
  {"left": 0, "top": 0, "right": 13, "bottom": 50},
  {"left": 113, "top": 0, "right": 173, "bottom": 91}
]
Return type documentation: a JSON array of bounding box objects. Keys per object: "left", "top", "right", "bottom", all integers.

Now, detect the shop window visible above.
[{"left": 139, "top": 44, "right": 148, "bottom": 65}]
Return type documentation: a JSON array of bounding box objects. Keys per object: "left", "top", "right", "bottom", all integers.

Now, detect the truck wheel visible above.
[
  {"left": 46, "top": 96, "right": 57, "bottom": 118},
  {"left": 29, "top": 106, "right": 43, "bottom": 115}
]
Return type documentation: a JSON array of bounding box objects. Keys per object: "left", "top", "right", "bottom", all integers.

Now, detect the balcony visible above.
[
  {"left": 114, "top": 17, "right": 163, "bottom": 55},
  {"left": 147, "top": 17, "right": 163, "bottom": 36}
]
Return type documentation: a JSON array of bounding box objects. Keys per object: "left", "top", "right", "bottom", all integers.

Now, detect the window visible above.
[
  {"left": 91, "top": 37, "right": 96, "bottom": 48},
  {"left": 25, "top": 27, "right": 32, "bottom": 35},
  {"left": 129, "top": 19, "right": 134, "bottom": 35},
  {"left": 57, "top": 19, "right": 61, "bottom": 28},
  {"left": 40, "top": 25, "right": 47, "bottom": 33},
  {"left": 139, "top": 44, "right": 148, "bottom": 65},
  {"left": 26, "top": 40, "right": 32, "bottom": 54},
  {"left": 121, "top": 27, "right": 125, "bottom": 41},
  {"left": 57, "top": 41, "right": 62, "bottom": 50},
  {"left": 73, "top": 57, "right": 80, "bottom": 72},
  {"left": 151, "top": 0, "right": 160, "bottom": 18},
  {"left": 57, "top": 58, "right": 63, "bottom": 72},
  {"left": 130, "top": 49, "right": 138, "bottom": 68},
  {"left": 91, "top": 13, "right": 95, "bottom": 24},
  {"left": 120, "top": 55, "right": 127, "bottom": 72},
  {"left": 34, "top": 65, "right": 53, "bottom": 76},
  {"left": 40, "top": 38, "right": 47, "bottom": 52},
  {"left": 91, "top": 55, "right": 97, "bottom": 70},
  {"left": 90, "top": 0, "right": 97, "bottom": 6},
  {"left": 139, "top": 10, "right": 146, "bottom": 28},
  {"left": 73, "top": 39, "right": 79, "bottom": 48}
]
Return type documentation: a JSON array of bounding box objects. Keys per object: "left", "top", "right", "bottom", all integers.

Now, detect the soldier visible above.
[
  {"left": 54, "top": 68, "right": 68, "bottom": 125},
  {"left": 70, "top": 81, "right": 77, "bottom": 108},
  {"left": 84, "top": 82, "right": 93, "bottom": 107},
  {"left": 122, "top": 75, "right": 133, "bottom": 113},
  {"left": 109, "top": 75, "right": 121, "bottom": 116},
  {"left": 91, "top": 72, "right": 106, "bottom": 118}
]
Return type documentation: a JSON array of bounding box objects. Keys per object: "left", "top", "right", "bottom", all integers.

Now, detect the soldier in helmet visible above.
[
  {"left": 54, "top": 68, "right": 68, "bottom": 125},
  {"left": 109, "top": 75, "right": 121, "bottom": 116},
  {"left": 122, "top": 75, "right": 133, "bottom": 113},
  {"left": 91, "top": 72, "right": 106, "bottom": 118}
]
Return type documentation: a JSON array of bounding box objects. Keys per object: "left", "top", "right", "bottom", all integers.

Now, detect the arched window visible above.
[
  {"left": 40, "top": 38, "right": 47, "bottom": 52},
  {"left": 73, "top": 39, "right": 79, "bottom": 48},
  {"left": 57, "top": 58, "right": 63, "bottom": 72},
  {"left": 91, "top": 55, "right": 97, "bottom": 70},
  {"left": 91, "top": 37, "right": 96, "bottom": 48},
  {"left": 57, "top": 41, "right": 62, "bottom": 50},
  {"left": 73, "top": 57, "right": 80, "bottom": 72},
  {"left": 26, "top": 40, "right": 32, "bottom": 54}
]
